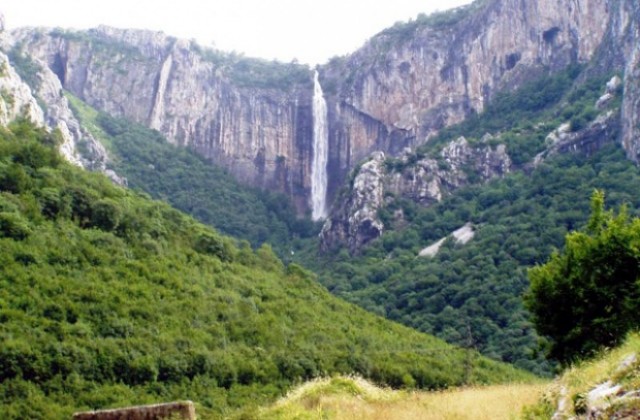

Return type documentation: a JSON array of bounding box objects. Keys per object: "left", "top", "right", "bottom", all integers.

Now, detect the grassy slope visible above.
[
  {"left": 259, "top": 376, "right": 548, "bottom": 419},
  {"left": 0, "top": 121, "right": 534, "bottom": 419}
]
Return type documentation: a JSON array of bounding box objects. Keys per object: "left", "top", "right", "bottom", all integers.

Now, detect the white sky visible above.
[{"left": 2, "top": 0, "right": 473, "bottom": 65}]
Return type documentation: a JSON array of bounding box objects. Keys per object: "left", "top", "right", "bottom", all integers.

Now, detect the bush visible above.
[{"left": 0, "top": 212, "right": 31, "bottom": 239}]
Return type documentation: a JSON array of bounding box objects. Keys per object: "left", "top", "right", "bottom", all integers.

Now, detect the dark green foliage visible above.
[
  {"left": 298, "top": 145, "right": 640, "bottom": 377},
  {"left": 0, "top": 211, "right": 31, "bottom": 239},
  {"left": 525, "top": 191, "right": 640, "bottom": 363},
  {"left": 0, "top": 120, "right": 532, "bottom": 419}
]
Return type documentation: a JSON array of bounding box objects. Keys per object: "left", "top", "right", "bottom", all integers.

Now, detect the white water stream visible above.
[{"left": 311, "top": 70, "right": 329, "bottom": 220}]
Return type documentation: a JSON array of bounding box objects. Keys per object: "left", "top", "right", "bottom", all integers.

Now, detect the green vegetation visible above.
[
  {"left": 300, "top": 146, "right": 640, "bottom": 377},
  {"left": 188, "top": 42, "right": 312, "bottom": 90},
  {"left": 66, "top": 93, "right": 318, "bottom": 253},
  {"left": 0, "top": 120, "right": 532, "bottom": 419},
  {"left": 380, "top": 0, "right": 492, "bottom": 42},
  {"left": 526, "top": 191, "right": 640, "bottom": 363}
]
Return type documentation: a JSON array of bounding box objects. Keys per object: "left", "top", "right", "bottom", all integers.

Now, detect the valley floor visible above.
[{"left": 258, "top": 377, "right": 548, "bottom": 420}]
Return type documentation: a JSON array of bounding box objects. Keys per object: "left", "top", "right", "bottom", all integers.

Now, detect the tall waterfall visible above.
[{"left": 311, "top": 70, "right": 329, "bottom": 221}]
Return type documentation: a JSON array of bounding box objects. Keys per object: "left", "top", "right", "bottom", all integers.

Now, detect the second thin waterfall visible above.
[{"left": 311, "top": 70, "right": 329, "bottom": 220}]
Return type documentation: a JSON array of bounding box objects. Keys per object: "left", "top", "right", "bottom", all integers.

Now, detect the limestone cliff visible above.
[
  {"left": 618, "top": 1, "right": 640, "bottom": 162},
  {"left": 319, "top": 0, "right": 610, "bottom": 197},
  {"left": 6, "top": 0, "right": 623, "bottom": 216},
  {"left": 5, "top": 0, "right": 640, "bottom": 226},
  {"left": 6, "top": 26, "right": 314, "bottom": 211}
]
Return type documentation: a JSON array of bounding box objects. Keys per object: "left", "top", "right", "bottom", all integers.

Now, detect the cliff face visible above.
[
  {"left": 7, "top": 27, "right": 314, "bottom": 211},
  {"left": 319, "top": 0, "right": 610, "bottom": 195},
  {"left": 0, "top": 50, "right": 44, "bottom": 126},
  {"left": 6, "top": 0, "right": 617, "bottom": 216},
  {"left": 6, "top": 0, "right": 640, "bottom": 228},
  {"left": 617, "top": 1, "right": 640, "bottom": 162}
]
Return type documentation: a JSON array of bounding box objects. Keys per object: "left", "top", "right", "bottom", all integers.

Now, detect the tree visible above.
[{"left": 525, "top": 190, "right": 640, "bottom": 363}]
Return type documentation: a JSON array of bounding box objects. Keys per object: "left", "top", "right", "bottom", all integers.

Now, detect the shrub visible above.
[{"left": 525, "top": 191, "right": 640, "bottom": 363}]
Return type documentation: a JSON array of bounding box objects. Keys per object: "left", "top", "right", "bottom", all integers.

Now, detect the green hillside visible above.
[{"left": 0, "top": 120, "right": 533, "bottom": 419}]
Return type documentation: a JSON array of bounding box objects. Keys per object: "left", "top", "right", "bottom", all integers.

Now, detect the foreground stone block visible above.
[{"left": 72, "top": 401, "right": 196, "bottom": 420}]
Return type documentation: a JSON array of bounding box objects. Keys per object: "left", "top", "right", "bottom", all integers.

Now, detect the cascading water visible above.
[{"left": 311, "top": 70, "right": 329, "bottom": 220}]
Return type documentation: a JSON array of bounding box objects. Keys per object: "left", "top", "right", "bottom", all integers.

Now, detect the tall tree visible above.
[{"left": 525, "top": 191, "right": 640, "bottom": 363}]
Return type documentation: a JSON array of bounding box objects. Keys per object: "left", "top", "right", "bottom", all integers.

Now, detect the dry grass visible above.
[{"left": 259, "top": 376, "right": 548, "bottom": 420}]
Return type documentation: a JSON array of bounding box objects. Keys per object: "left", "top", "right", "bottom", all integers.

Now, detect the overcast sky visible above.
[{"left": 2, "top": 0, "right": 473, "bottom": 65}]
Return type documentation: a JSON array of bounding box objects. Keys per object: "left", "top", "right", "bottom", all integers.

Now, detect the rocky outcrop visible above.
[
  {"left": 0, "top": 16, "right": 110, "bottom": 174},
  {"left": 387, "top": 137, "right": 511, "bottom": 205},
  {"left": 320, "top": 138, "right": 511, "bottom": 253},
  {"left": 551, "top": 352, "right": 640, "bottom": 420},
  {"left": 419, "top": 223, "right": 475, "bottom": 258},
  {"left": 534, "top": 110, "right": 621, "bottom": 166},
  {"left": 320, "top": 152, "right": 386, "bottom": 254},
  {"left": 31, "top": 56, "right": 109, "bottom": 171},
  {"left": 0, "top": 51, "right": 44, "bottom": 126}
]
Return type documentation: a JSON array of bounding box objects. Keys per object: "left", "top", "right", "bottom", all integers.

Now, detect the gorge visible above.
[{"left": 2, "top": 1, "right": 640, "bottom": 255}]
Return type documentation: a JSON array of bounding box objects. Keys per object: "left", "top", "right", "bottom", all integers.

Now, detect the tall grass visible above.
[{"left": 257, "top": 376, "right": 548, "bottom": 420}]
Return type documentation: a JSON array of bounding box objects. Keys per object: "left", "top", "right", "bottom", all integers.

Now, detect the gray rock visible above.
[
  {"left": 322, "top": 138, "right": 510, "bottom": 253},
  {"left": 0, "top": 52, "right": 45, "bottom": 126},
  {"left": 320, "top": 152, "right": 386, "bottom": 254}
]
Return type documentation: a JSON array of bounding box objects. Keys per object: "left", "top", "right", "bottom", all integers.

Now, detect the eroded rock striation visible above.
[{"left": 0, "top": 15, "right": 109, "bottom": 173}]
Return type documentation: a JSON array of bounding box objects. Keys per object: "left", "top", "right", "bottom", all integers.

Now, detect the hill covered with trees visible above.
[{"left": 0, "top": 120, "right": 532, "bottom": 418}]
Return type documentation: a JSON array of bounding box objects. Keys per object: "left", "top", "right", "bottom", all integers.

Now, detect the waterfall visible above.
[{"left": 311, "top": 70, "right": 329, "bottom": 221}]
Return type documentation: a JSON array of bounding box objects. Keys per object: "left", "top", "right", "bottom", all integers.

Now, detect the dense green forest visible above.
[
  {"left": 303, "top": 146, "right": 640, "bottom": 376},
  {"left": 0, "top": 120, "right": 532, "bottom": 419},
  {"left": 67, "top": 93, "right": 317, "bottom": 254}
]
